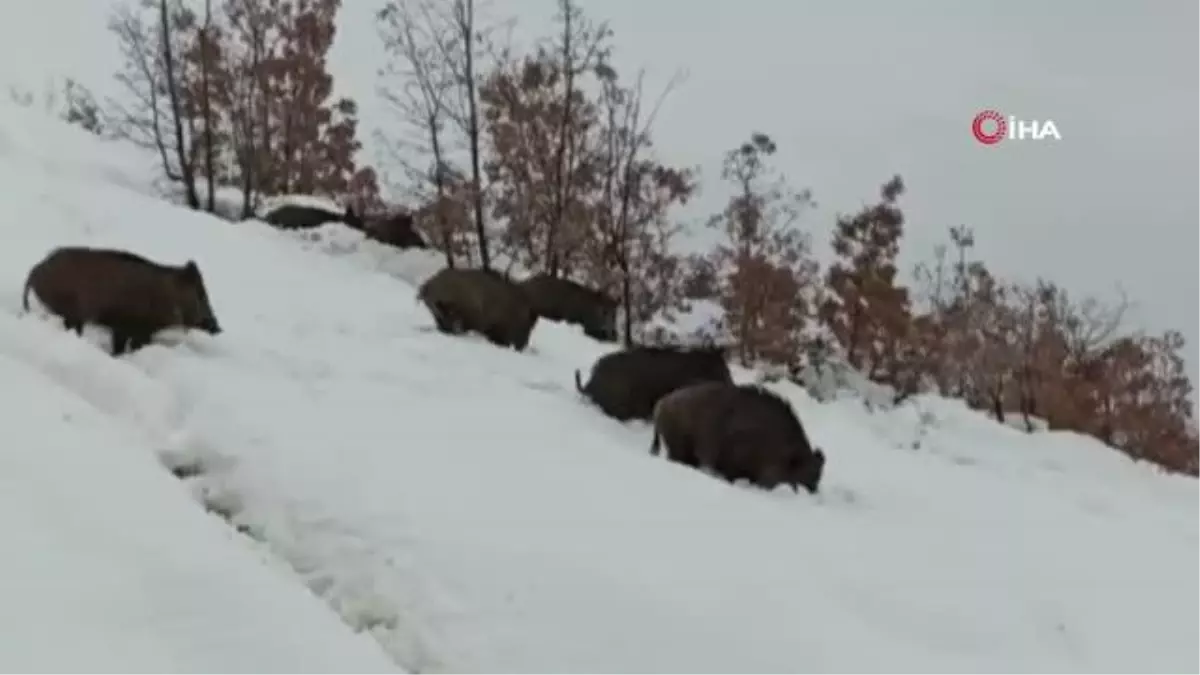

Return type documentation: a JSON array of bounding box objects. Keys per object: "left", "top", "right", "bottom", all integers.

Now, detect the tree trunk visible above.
[
  {"left": 428, "top": 117, "right": 454, "bottom": 268},
  {"left": 200, "top": 0, "right": 216, "bottom": 213},
  {"left": 546, "top": 2, "right": 575, "bottom": 276},
  {"left": 617, "top": 168, "right": 635, "bottom": 347},
  {"left": 160, "top": 0, "right": 199, "bottom": 209},
  {"left": 461, "top": 0, "right": 489, "bottom": 270}
]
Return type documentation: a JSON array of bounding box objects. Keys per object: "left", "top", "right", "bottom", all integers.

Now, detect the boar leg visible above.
[
  {"left": 125, "top": 328, "right": 155, "bottom": 353},
  {"left": 105, "top": 316, "right": 154, "bottom": 356},
  {"left": 666, "top": 433, "right": 701, "bottom": 468},
  {"left": 431, "top": 312, "right": 454, "bottom": 333},
  {"left": 52, "top": 296, "right": 85, "bottom": 335},
  {"left": 109, "top": 329, "right": 130, "bottom": 356},
  {"left": 481, "top": 325, "right": 508, "bottom": 348},
  {"left": 677, "top": 446, "right": 702, "bottom": 469},
  {"left": 95, "top": 311, "right": 128, "bottom": 356},
  {"left": 429, "top": 302, "right": 463, "bottom": 334}
]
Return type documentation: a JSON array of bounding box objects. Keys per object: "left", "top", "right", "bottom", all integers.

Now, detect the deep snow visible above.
[{"left": 1, "top": 100, "right": 1196, "bottom": 673}]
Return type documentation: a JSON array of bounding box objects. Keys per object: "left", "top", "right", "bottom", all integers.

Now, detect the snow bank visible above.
[
  {"left": 1, "top": 100, "right": 1195, "bottom": 673},
  {"left": 285, "top": 222, "right": 447, "bottom": 288},
  {"left": 0, "top": 317, "right": 398, "bottom": 672},
  {"left": 0, "top": 101, "right": 159, "bottom": 200},
  {"left": 259, "top": 192, "right": 348, "bottom": 216}
]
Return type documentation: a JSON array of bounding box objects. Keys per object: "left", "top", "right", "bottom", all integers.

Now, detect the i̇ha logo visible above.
[{"left": 971, "top": 109, "right": 1061, "bottom": 145}]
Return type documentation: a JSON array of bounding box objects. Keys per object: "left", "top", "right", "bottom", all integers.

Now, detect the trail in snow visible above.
[
  {"left": 1, "top": 100, "right": 1196, "bottom": 673},
  {"left": 0, "top": 299, "right": 398, "bottom": 672}
]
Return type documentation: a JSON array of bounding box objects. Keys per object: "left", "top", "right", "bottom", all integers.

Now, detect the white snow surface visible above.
[
  {"left": 1, "top": 101, "right": 1197, "bottom": 673},
  {"left": 0, "top": 105, "right": 400, "bottom": 673},
  {"left": 258, "top": 192, "right": 349, "bottom": 217}
]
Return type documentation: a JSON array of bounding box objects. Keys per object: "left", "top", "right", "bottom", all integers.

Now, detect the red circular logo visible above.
[{"left": 972, "top": 110, "right": 1006, "bottom": 145}]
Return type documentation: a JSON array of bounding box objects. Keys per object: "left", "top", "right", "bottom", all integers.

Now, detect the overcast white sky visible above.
[{"left": 1, "top": 0, "right": 1195, "bottom": 382}]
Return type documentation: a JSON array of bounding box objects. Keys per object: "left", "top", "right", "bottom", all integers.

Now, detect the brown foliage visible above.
[
  {"left": 409, "top": 172, "right": 481, "bottom": 266},
  {"left": 346, "top": 166, "right": 386, "bottom": 216},
  {"left": 700, "top": 133, "right": 819, "bottom": 367},
  {"left": 1058, "top": 331, "right": 1197, "bottom": 473},
  {"left": 480, "top": 48, "right": 601, "bottom": 275},
  {"left": 820, "top": 175, "right": 911, "bottom": 383},
  {"left": 478, "top": 0, "right": 612, "bottom": 276},
  {"left": 107, "top": 0, "right": 379, "bottom": 217},
  {"left": 230, "top": 0, "right": 370, "bottom": 198},
  {"left": 911, "top": 226, "right": 1197, "bottom": 476}
]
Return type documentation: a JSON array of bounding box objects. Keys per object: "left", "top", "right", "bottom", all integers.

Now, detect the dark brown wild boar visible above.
[
  {"left": 574, "top": 345, "right": 733, "bottom": 421},
  {"left": 519, "top": 273, "right": 618, "bottom": 342},
  {"left": 650, "top": 381, "right": 826, "bottom": 494},
  {"left": 417, "top": 267, "right": 538, "bottom": 351},
  {"left": 363, "top": 211, "right": 428, "bottom": 250},
  {"left": 262, "top": 203, "right": 363, "bottom": 230},
  {"left": 22, "top": 246, "right": 222, "bottom": 356}
]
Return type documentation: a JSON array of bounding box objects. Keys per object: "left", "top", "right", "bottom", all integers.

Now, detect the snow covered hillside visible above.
[{"left": 1, "top": 101, "right": 1196, "bottom": 672}]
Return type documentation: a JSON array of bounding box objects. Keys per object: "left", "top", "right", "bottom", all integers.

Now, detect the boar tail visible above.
[
  {"left": 574, "top": 369, "right": 585, "bottom": 394},
  {"left": 650, "top": 428, "right": 662, "bottom": 456},
  {"left": 21, "top": 271, "right": 33, "bottom": 311}
]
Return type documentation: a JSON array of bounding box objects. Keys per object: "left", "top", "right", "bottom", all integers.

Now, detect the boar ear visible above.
[{"left": 181, "top": 260, "right": 200, "bottom": 279}]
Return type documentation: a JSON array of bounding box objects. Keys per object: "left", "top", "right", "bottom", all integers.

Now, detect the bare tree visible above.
[
  {"left": 107, "top": 0, "right": 375, "bottom": 218},
  {"left": 911, "top": 224, "right": 986, "bottom": 399},
  {"left": 158, "top": 0, "right": 199, "bottom": 208},
  {"left": 223, "top": 0, "right": 278, "bottom": 217},
  {"left": 543, "top": 0, "right": 610, "bottom": 276},
  {"left": 378, "top": 0, "right": 459, "bottom": 265},
  {"left": 1051, "top": 286, "right": 1130, "bottom": 366},
  {"left": 198, "top": 0, "right": 217, "bottom": 211},
  {"left": 107, "top": 0, "right": 199, "bottom": 208},
  {"left": 594, "top": 66, "right": 692, "bottom": 346},
  {"left": 427, "top": 0, "right": 494, "bottom": 269}
]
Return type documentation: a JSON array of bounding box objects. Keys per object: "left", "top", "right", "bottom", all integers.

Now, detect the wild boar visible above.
[
  {"left": 262, "top": 203, "right": 363, "bottom": 230},
  {"left": 650, "top": 381, "right": 826, "bottom": 493},
  {"left": 519, "top": 273, "right": 618, "bottom": 342},
  {"left": 22, "top": 246, "right": 222, "bottom": 356},
  {"left": 574, "top": 344, "right": 733, "bottom": 421},
  {"left": 363, "top": 211, "right": 428, "bottom": 250},
  {"left": 417, "top": 267, "right": 538, "bottom": 351}
]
